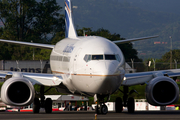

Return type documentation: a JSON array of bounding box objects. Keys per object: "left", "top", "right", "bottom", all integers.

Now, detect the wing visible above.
[
  {"left": 0, "top": 70, "right": 65, "bottom": 107},
  {"left": 0, "top": 71, "right": 63, "bottom": 86},
  {"left": 122, "top": 69, "right": 180, "bottom": 86},
  {"left": 113, "top": 35, "right": 159, "bottom": 44},
  {"left": 0, "top": 39, "right": 54, "bottom": 49}
]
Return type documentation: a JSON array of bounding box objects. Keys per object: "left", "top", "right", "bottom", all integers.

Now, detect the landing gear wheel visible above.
[
  {"left": 100, "top": 104, "right": 108, "bottom": 115},
  {"left": 127, "top": 97, "right": 135, "bottom": 113},
  {"left": 115, "top": 97, "right": 123, "bottom": 113},
  {"left": 33, "top": 98, "right": 40, "bottom": 113},
  {"left": 45, "top": 98, "right": 52, "bottom": 113}
]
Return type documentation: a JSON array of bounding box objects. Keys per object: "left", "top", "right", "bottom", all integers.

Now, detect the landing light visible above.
[
  {"left": 53, "top": 76, "right": 58, "bottom": 81},
  {"left": 123, "top": 77, "right": 126, "bottom": 81}
]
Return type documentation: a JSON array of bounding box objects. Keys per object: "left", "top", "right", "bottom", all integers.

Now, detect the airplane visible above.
[{"left": 0, "top": 0, "right": 179, "bottom": 114}]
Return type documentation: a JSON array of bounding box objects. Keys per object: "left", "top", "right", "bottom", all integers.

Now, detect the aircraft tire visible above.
[
  {"left": 115, "top": 97, "right": 123, "bottom": 113},
  {"left": 127, "top": 97, "right": 135, "bottom": 113},
  {"left": 100, "top": 104, "right": 108, "bottom": 115},
  {"left": 45, "top": 98, "right": 52, "bottom": 113},
  {"left": 33, "top": 98, "right": 40, "bottom": 113}
]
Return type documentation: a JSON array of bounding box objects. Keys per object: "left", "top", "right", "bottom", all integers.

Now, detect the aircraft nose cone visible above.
[
  {"left": 84, "top": 61, "right": 124, "bottom": 94},
  {"left": 105, "top": 61, "right": 117, "bottom": 75},
  {"left": 93, "top": 61, "right": 117, "bottom": 75}
]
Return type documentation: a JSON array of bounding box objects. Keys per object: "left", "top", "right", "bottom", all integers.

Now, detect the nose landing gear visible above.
[
  {"left": 96, "top": 104, "right": 108, "bottom": 115},
  {"left": 100, "top": 104, "right": 108, "bottom": 114},
  {"left": 95, "top": 95, "right": 108, "bottom": 115}
]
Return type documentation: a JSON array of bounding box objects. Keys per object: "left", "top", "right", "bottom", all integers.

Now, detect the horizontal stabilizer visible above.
[
  {"left": 0, "top": 39, "right": 54, "bottom": 49},
  {"left": 113, "top": 35, "right": 159, "bottom": 44}
]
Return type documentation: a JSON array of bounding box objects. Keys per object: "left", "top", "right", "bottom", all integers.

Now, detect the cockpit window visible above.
[
  {"left": 105, "top": 55, "right": 116, "bottom": 60},
  {"left": 84, "top": 55, "right": 88, "bottom": 62},
  {"left": 84, "top": 54, "right": 121, "bottom": 62},
  {"left": 115, "top": 54, "right": 121, "bottom": 62},
  {"left": 84, "top": 54, "right": 92, "bottom": 62},
  {"left": 92, "top": 55, "right": 103, "bottom": 60},
  {"left": 87, "top": 55, "right": 92, "bottom": 61}
]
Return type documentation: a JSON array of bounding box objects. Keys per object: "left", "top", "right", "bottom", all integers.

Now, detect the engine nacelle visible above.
[
  {"left": 1, "top": 77, "right": 35, "bottom": 106},
  {"left": 146, "top": 76, "right": 179, "bottom": 106}
]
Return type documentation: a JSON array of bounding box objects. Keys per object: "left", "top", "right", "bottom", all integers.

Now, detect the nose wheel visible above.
[
  {"left": 100, "top": 104, "right": 108, "bottom": 114},
  {"left": 96, "top": 104, "right": 108, "bottom": 115},
  {"left": 95, "top": 95, "right": 108, "bottom": 115}
]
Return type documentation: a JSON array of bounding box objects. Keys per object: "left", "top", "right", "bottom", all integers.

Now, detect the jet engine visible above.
[
  {"left": 146, "top": 76, "right": 179, "bottom": 106},
  {"left": 1, "top": 77, "right": 35, "bottom": 106}
]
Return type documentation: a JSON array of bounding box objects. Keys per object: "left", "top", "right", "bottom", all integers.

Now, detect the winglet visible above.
[{"left": 65, "top": 0, "right": 77, "bottom": 38}]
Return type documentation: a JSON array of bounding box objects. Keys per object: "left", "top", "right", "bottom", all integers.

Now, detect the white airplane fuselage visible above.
[{"left": 50, "top": 36, "right": 125, "bottom": 96}]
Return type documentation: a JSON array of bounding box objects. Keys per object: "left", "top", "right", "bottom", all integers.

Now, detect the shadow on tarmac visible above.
[{"left": 1, "top": 110, "right": 180, "bottom": 114}]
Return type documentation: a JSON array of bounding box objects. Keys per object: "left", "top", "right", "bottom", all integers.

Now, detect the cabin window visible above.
[
  {"left": 59, "top": 56, "right": 63, "bottom": 61},
  {"left": 51, "top": 55, "right": 70, "bottom": 62},
  {"left": 63, "top": 56, "right": 70, "bottom": 62}
]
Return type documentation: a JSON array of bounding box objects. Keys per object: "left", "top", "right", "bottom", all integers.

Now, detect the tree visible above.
[
  {"left": 0, "top": 0, "right": 64, "bottom": 60},
  {"left": 77, "top": 27, "right": 142, "bottom": 62},
  {"left": 0, "top": 0, "right": 63, "bottom": 41},
  {"left": 156, "top": 49, "right": 180, "bottom": 69},
  {"left": 160, "top": 49, "right": 180, "bottom": 62}
]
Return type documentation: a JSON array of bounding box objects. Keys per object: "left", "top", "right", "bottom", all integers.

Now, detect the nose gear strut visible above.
[{"left": 95, "top": 95, "right": 109, "bottom": 115}]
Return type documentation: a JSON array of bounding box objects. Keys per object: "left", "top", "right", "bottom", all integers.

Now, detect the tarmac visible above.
[{"left": 1, "top": 111, "right": 180, "bottom": 120}]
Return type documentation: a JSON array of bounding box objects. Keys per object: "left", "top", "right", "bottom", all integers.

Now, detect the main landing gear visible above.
[
  {"left": 33, "top": 86, "right": 52, "bottom": 113},
  {"left": 115, "top": 86, "right": 136, "bottom": 113},
  {"left": 95, "top": 95, "right": 108, "bottom": 115}
]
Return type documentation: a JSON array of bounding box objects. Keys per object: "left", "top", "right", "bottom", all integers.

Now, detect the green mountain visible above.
[
  {"left": 57, "top": 0, "right": 180, "bottom": 60},
  {"left": 122, "top": 0, "right": 180, "bottom": 15}
]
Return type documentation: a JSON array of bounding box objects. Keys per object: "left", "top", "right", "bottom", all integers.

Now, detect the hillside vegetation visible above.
[{"left": 57, "top": 0, "right": 180, "bottom": 60}]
